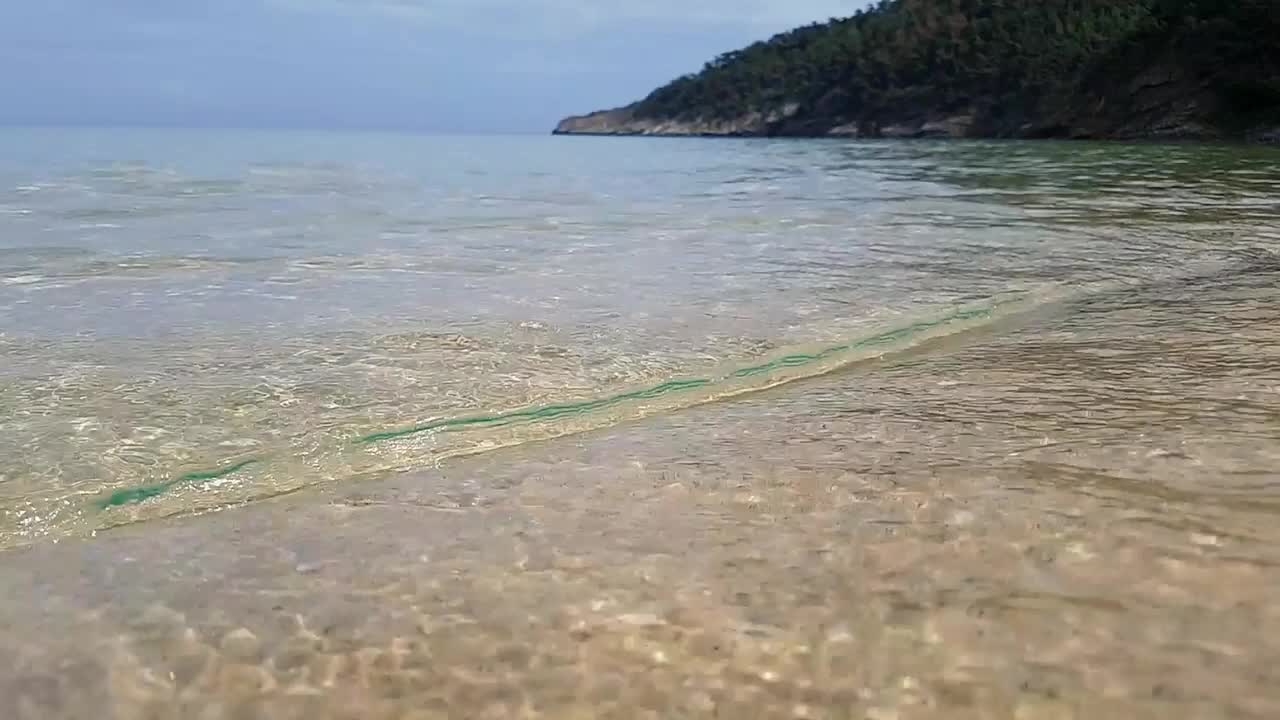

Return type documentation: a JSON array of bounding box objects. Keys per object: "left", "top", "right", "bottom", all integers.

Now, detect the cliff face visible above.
[
  {"left": 553, "top": 104, "right": 805, "bottom": 137},
  {"left": 553, "top": 0, "right": 1280, "bottom": 143},
  {"left": 553, "top": 107, "right": 982, "bottom": 140},
  {"left": 555, "top": 71, "right": 1280, "bottom": 142}
]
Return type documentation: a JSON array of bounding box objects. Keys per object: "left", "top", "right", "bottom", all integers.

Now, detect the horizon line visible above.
[{"left": 0, "top": 122, "right": 559, "bottom": 136}]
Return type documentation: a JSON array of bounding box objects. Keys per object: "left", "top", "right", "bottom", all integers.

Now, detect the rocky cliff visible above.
[
  {"left": 553, "top": 106, "right": 983, "bottom": 139},
  {"left": 554, "top": 104, "right": 810, "bottom": 137},
  {"left": 555, "top": 74, "right": 1280, "bottom": 143}
]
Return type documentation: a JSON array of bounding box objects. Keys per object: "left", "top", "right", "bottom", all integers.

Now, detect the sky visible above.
[{"left": 0, "top": 1, "right": 863, "bottom": 133}]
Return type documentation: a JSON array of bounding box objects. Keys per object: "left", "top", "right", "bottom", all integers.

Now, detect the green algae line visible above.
[
  {"left": 355, "top": 378, "right": 715, "bottom": 444},
  {"left": 96, "top": 460, "right": 258, "bottom": 509},
  {"left": 357, "top": 296, "right": 1021, "bottom": 446},
  {"left": 94, "top": 293, "right": 1027, "bottom": 510}
]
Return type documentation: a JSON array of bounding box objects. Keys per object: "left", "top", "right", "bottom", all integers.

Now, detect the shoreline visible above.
[
  {"left": 552, "top": 123, "right": 1280, "bottom": 145},
  {"left": 552, "top": 104, "right": 1280, "bottom": 145}
]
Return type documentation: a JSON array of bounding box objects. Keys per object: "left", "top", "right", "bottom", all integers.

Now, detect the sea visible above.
[{"left": 1, "top": 127, "right": 1278, "bottom": 718}]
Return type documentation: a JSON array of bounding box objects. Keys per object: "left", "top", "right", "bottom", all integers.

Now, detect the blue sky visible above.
[{"left": 0, "top": 1, "right": 862, "bottom": 132}]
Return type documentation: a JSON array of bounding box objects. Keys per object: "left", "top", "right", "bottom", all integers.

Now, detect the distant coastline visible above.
[
  {"left": 554, "top": 0, "right": 1280, "bottom": 144},
  {"left": 552, "top": 105, "right": 1280, "bottom": 143}
]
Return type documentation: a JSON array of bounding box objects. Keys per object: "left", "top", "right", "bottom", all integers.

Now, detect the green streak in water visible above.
[
  {"left": 356, "top": 378, "right": 714, "bottom": 444},
  {"left": 731, "top": 304, "right": 994, "bottom": 378},
  {"left": 96, "top": 460, "right": 258, "bottom": 509},
  {"left": 360, "top": 300, "right": 1008, "bottom": 445},
  {"left": 95, "top": 296, "right": 1018, "bottom": 509}
]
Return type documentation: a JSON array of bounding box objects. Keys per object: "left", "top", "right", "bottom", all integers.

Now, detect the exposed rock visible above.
[
  {"left": 920, "top": 115, "right": 975, "bottom": 138},
  {"left": 859, "top": 116, "right": 974, "bottom": 139},
  {"left": 825, "top": 122, "right": 863, "bottom": 138},
  {"left": 879, "top": 123, "right": 922, "bottom": 139},
  {"left": 553, "top": 108, "right": 639, "bottom": 135},
  {"left": 554, "top": 103, "right": 803, "bottom": 137},
  {"left": 555, "top": 95, "right": 1273, "bottom": 141}
]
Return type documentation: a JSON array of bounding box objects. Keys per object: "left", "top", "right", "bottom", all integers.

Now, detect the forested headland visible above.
[{"left": 554, "top": 0, "right": 1280, "bottom": 141}]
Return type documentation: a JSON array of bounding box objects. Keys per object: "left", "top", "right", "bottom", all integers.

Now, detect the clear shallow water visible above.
[
  {"left": 2, "top": 129, "right": 1275, "bottom": 545},
  {"left": 1, "top": 129, "right": 1279, "bottom": 717}
]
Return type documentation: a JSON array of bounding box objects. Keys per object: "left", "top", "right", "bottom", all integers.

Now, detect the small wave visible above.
[
  {"left": 91, "top": 291, "right": 1047, "bottom": 517},
  {"left": 2, "top": 275, "right": 45, "bottom": 286}
]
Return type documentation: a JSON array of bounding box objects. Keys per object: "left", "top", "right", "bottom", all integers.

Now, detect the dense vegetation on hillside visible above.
[{"left": 627, "top": 0, "right": 1280, "bottom": 137}]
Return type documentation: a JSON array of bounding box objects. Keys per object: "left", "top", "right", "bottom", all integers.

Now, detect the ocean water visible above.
[{"left": 1, "top": 128, "right": 1279, "bottom": 718}]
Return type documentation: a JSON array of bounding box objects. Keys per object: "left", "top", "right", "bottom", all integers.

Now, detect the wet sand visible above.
[{"left": 3, "top": 275, "right": 1278, "bottom": 719}]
